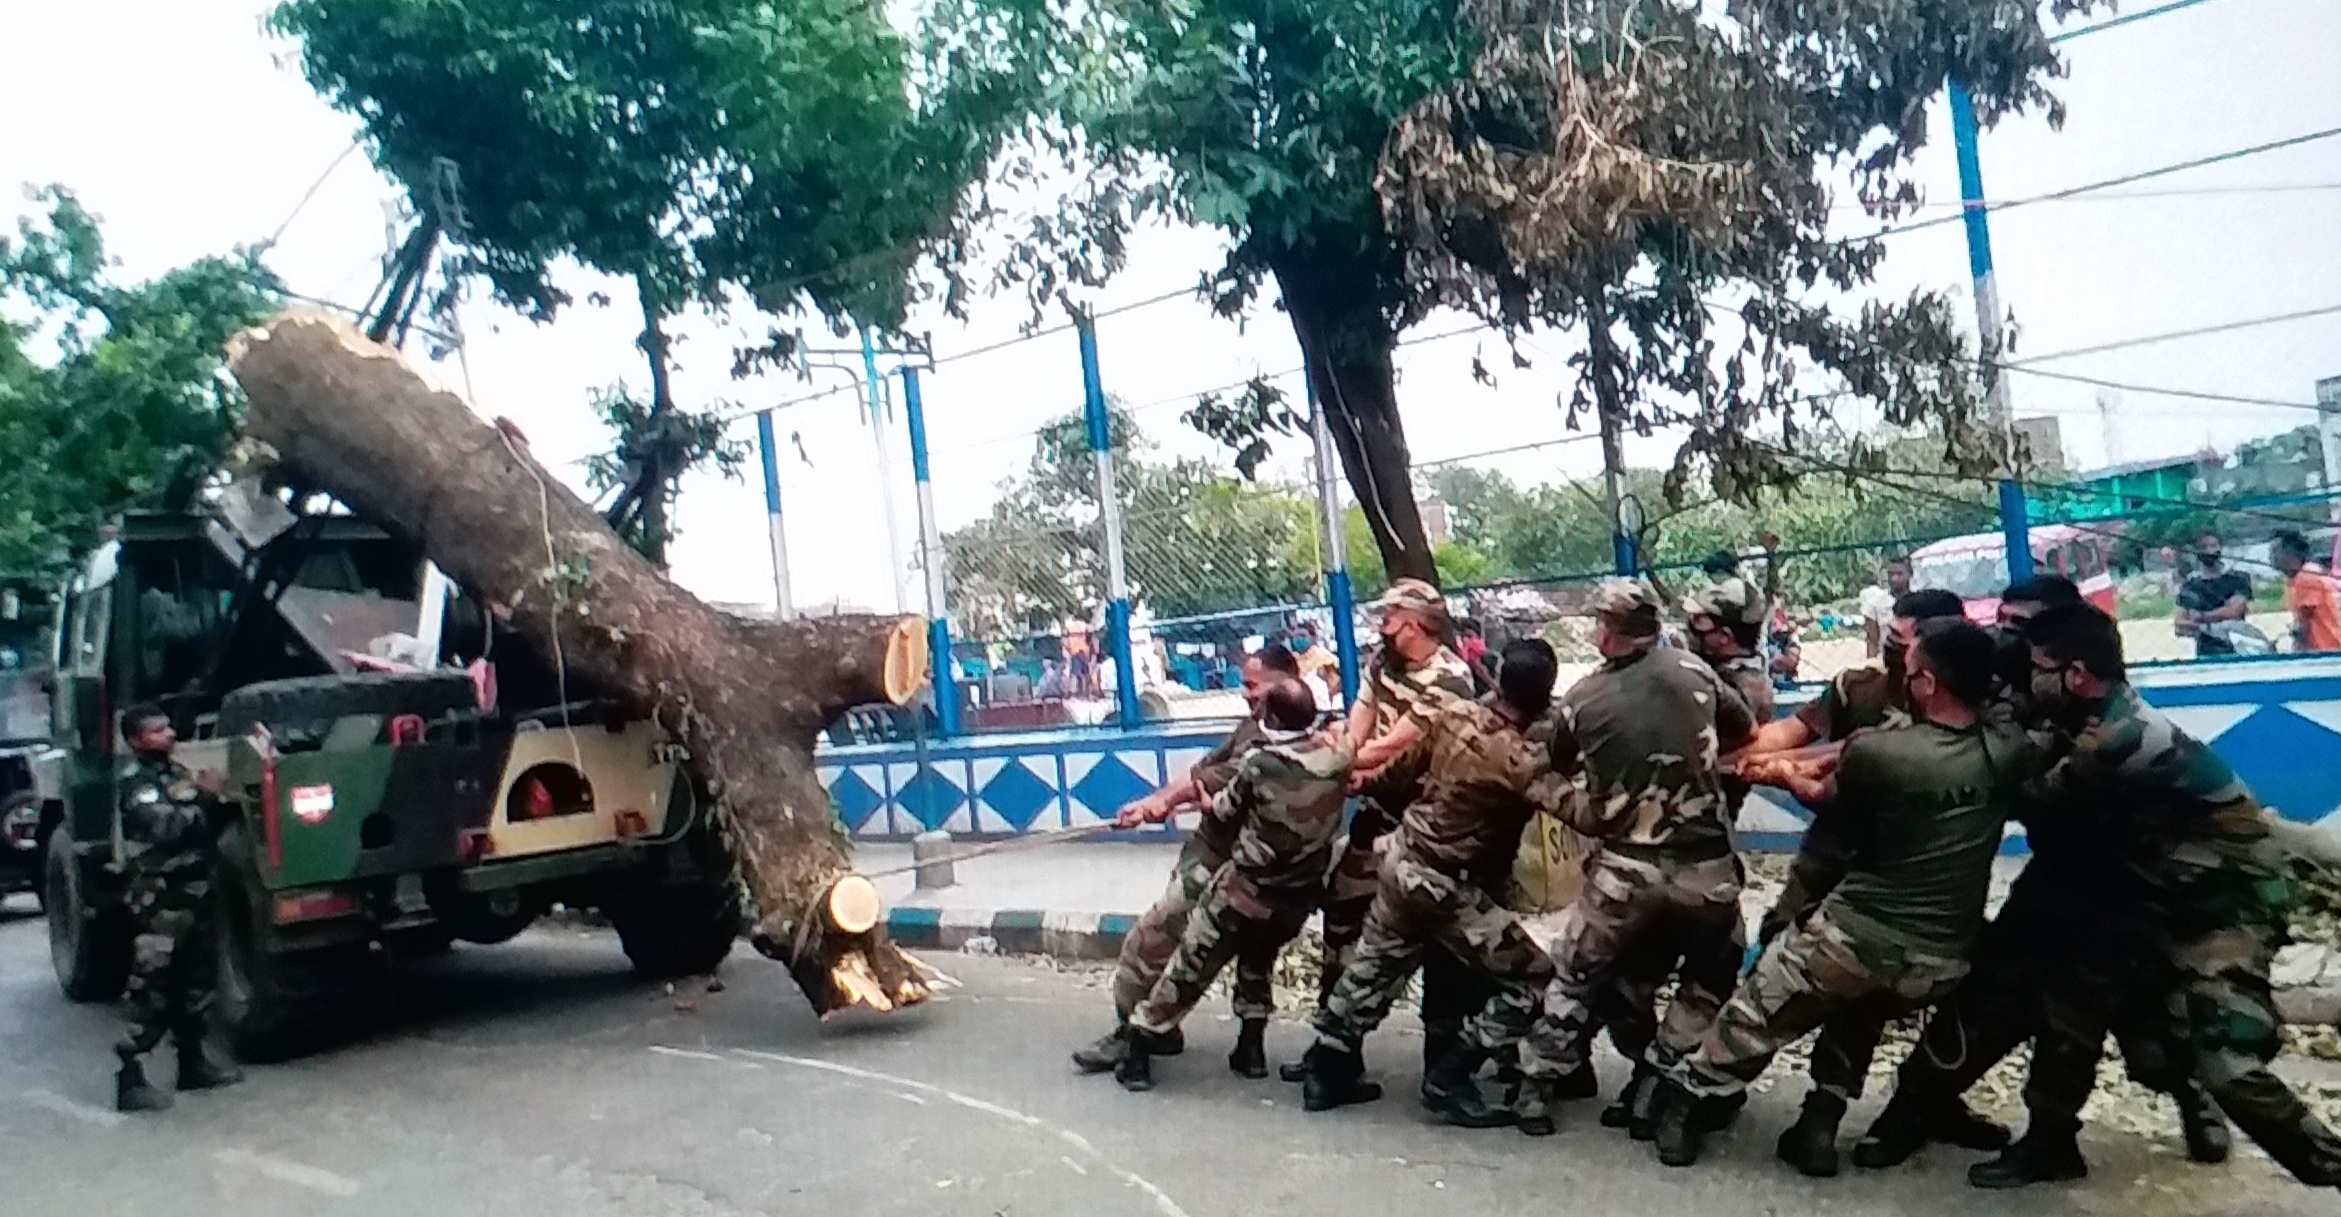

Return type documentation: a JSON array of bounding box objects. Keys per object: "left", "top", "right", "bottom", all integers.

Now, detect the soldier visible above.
[
  {"left": 1074, "top": 646, "right": 1300, "bottom": 1078},
  {"left": 112, "top": 703, "right": 242, "bottom": 1112},
  {"left": 1114, "top": 677, "right": 1354, "bottom": 1091},
  {"left": 1509, "top": 579, "right": 1756, "bottom": 1138},
  {"left": 1863, "top": 604, "right": 2341, "bottom": 1191},
  {"left": 1651, "top": 620, "right": 2035, "bottom": 1172},
  {"left": 1282, "top": 579, "right": 1484, "bottom": 1095},
  {"left": 1301, "top": 639, "right": 1566, "bottom": 1127},
  {"left": 1683, "top": 580, "right": 1775, "bottom": 725}
]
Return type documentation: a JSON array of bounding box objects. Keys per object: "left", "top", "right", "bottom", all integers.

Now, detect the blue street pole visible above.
[
  {"left": 1999, "top": 478, "right": 2036, "bottom": 583},
  {"left": 899, "top": 367, "right": 959, "bottom": 737},
  {"left": 1075, "top": 313, "right": 1142, "bottom": 728},
  {"left": 1306, "top": 376, "right": 1360, "bottom": 705},
  {"left": 1949, "top": 79, "right": 2016, "bottom": 449},
  {"left": 753, "top": 410, "right": 793, "bottom": 618}
]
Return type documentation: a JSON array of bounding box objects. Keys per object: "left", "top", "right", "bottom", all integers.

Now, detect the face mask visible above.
[
  {"left": 1288, "top": 636, "right": 1310, "bottom": 653},
  {"left": 2028, "top": 668, "right": 2071, "bottom": 714}
]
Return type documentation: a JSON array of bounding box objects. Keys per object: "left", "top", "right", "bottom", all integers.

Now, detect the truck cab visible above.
[{"left": 45, "top": 508, "right": 738, "bottom": 1060}]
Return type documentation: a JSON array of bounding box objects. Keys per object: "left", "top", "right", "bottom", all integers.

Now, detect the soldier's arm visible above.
[
  {"left": 122, "top": 784, "right": 208, "bottom": 852},
  {"left": 1704, "top": 663, "right": 1759, "bottom": 753}
]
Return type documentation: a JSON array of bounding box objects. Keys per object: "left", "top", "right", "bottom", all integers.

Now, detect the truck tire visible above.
[
  {"left": 46, "top": 825, "right": 130, "bottom": 1002},
  {"left": 609, "top": 878, "right": 739, "bottom": 979},
  {"left": 215, "top": 671, "right": 479, "bottom": 740},
  {"left": 212, "top": 827, "right": 371, "bottom": 1063}
]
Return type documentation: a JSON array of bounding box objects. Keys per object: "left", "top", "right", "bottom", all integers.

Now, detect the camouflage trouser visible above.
[
  {"left": 1311, "top": 856, "right": 1554, "bottom": 1056},
  {"left": 1893, "top": 871, "right": 2201, "bottom": 1121},
  {"left": 2167, "top": 922, "right": 2341, "bottom": 1185},
  {"left": 1318, "top": 824, "right": 1491, "bottom": 1046},
  {"left": 1675, "top": 909, "right": 1966, "bottom": 1099},
  {"left": 1111, "top": 846, "right": 1272, "bottom": 1021},
  {"left": 119, "top": 870, "right": 218, "bottom": 1061},
  {"left": 1523, "top": 848, "right": 1744, "bottom": 1083},
  {"left": 1130, "top": 881, "right": 1308, "bottom": 1036}
]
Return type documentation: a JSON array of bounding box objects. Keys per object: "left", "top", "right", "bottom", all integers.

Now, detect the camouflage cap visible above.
[
  {"left": 1376, "top": 577, "right": 1449, "bottom": 623},
  {"left": 1587, "top": 577, "right": 1663, "bottom": 630},
  {"left": 1682, "top": 575, "right": 1765, "bottom": 629}
]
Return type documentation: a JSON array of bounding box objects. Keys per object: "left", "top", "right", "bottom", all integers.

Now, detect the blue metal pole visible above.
[
  {"left": 1999, "top": 477, "right": 2036, "bottom": 583},
  {"left": 753, "top": 410, "right": 793, "bottom": 618},
  {"left": 1075, "top": 313, "right": 1142, "bottom": 728},
  {"left": 899, "top": 367, "right": 959, "bottom": 737},
  {"left": 860, "top": 329, "right": 909, "bottom": 613},
  {"left": 1949, "top": 79, "right": 2016, "bottom": 445},
  {"left": 1306, "top": 376, "right": 1360, "bottom": 706}
]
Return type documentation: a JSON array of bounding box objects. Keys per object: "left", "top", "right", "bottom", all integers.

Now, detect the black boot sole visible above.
[
  {"left": 1968, "top": 1159, "right": 2087, "bottom": 1189},
  {"left": 1303, "top": 1082, "right": 1384, "bottom": 1112},
  {"left": 1278, "top": 1061, "right": 1307, "bottom": 1083}
]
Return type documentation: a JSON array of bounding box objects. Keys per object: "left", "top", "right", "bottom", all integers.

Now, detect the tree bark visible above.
[
  {"left": 226, "top": 307, "right": 932, "bottom": 1017},
  {"left": 1271, "top": 257, "right": 1437, "bottom": 585}
]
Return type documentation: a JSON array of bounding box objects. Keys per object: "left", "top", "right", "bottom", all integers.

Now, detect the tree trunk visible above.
[
  {"left": 1581, "top": 291, "right": 1635, "bottom": 575},
  {"left": 226, "top": 308, "right": 933, "bottom": 1017},
  {"left": 636, "top": 291, "right": 676, "bottom": 567},
  {"left": 1271, "top": 258, "right": 1436, "bottom": 586}
]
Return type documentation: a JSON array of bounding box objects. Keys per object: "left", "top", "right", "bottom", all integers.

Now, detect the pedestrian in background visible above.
[
  {"left": 1858, "top": 556, "right": 1914, "bottom": 659},
  {"left": 2274, "top": 530, "right": 2341, "bottom": 652},
  {"left": 2174, "top": 529, "right": 2253, "bottom": 657}
]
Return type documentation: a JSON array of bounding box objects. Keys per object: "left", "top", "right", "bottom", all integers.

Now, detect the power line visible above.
[
  {"left": 1415, "top": 433, "right": 1604, "bottom": 469},
  {"left": 264, "top": 139, "right": 363, "bottom": 248},
  {"left": 929, "top": 287, "right": 1195, "bottom": 369},
  {"left": 2010, "top": 302, "right": 2341, "bottom": 366},
  {"left": 1865, "top": 126, "right": 2341, "bottom": 240},
  {"left": 1997, "top": 364, "right": 2324, "bottom": 412},
  {"left": 2049, "top": 0, "right": 2225, "bottom": 42}
]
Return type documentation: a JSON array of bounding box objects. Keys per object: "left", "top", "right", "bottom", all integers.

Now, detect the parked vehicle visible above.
[
  {"left": 1907, "top": 524, "right": 2121, "bottom": 623},
  {"left": 44, "top": 508, "right": 738, "bottom": 1060}
]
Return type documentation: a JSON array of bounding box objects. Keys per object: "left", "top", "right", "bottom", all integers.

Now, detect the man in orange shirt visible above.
[{"left": 2275, "top": 531, "right": 2341, "bottom": 653}]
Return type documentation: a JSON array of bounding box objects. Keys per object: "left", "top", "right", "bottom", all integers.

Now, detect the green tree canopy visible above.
[
  {"left": 271, "top": 0, "right": 999, "bottom": 559},
  {"left": 0, "top": 187, "right": 280, "bottom": 576},
  {"left": 927, "top": 0, "right": 2105, "bottom": 584}
]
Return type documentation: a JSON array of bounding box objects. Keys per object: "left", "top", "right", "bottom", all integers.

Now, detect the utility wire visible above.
[
  {"left": 264, "top": 140, "right": 362, "bottom": 248},
  {"left": 1865, "top": 126, "right": 2341, "bottom": 240},
  {"left": 2009, "top": 302, "right": 2341, "bottom": 366},
  {"left": 929, "top": 287, "right": 1194, "bottom": 368},
  {"left": 2049, "top": 0, "right": 2225, "bottom": 42},
  {"left": 1996, "top": 364, "right": 2325, "bottom": 412}
]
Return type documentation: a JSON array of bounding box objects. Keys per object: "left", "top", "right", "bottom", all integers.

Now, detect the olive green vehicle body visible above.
[{"left": 44, "top": 511, "right": 736, "bottom": 1058}]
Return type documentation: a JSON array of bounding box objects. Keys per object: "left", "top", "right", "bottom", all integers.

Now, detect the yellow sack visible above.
[{"left": 1509, "top": 807, "right": 1593, "bottom": 914}]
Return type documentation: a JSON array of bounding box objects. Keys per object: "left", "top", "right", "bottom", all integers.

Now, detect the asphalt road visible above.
[{"left": 1, "top": 895, "right": 2331, "bottom": 1217}]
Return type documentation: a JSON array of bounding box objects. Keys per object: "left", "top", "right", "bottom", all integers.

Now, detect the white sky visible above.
[{"left": 4, "top": 0, "right": 2338, "bottom": 614}]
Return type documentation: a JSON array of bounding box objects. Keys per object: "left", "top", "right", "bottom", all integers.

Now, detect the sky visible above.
[{"left": 4, "top": 0, "right": 2339, "bottom": 615}]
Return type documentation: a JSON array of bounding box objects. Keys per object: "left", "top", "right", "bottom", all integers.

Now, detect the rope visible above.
[{"left": 858, "top": 820, "right": 1124, "bottom": 878}]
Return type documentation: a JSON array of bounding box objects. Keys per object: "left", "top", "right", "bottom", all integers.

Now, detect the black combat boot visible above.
[
  {"left": 1515, "top": 1076, "right": 1560, "bottom": 1138},
  {"left": 1115, "top": 1026, "right": 1161, "bottom": 1093},
  {"left": 1651, "top": 1079, "right": 1709, "bottom": 1167},
  {"left": 1776, "top": 1090, "right": 1849, "bottom": 1178},
  {"left": 116, "top": 1056, "right": 173, "bottom": 1113},
  {"left": 1300, "top": 1041, "right": 1384, "bottom": 1112},
  {"left": 1968, "top": 1124, "right": 2088, "bottom": 1189},
  {"left": 1277, "top": 1059, "right": 1308, "bottom": 1083},
  {"left": 1073, "top": 1025, "right": 1128, "bottom": 1074},
  {"left": 1850, "top": 1088, "right": 1942, "bottom": 1169},
  {"left": 1927, "top": 1098, "right": 2011, "bottom": 1151},
  {"left": 1075, "top": 1022, "right": 1180, "bottom": 1073},
  {"left": 1227, "top": 1019, "right": 1269, "bottom": 1080},
  {"left": 1419, "top": 1024, "right": 1460, "bottom": 1110},
  {"left": 175, "top": 1035, "right": 243, "bottom": 1092},
  {"left": 1602, "top": 1063, "right": 1657, "bottom": 1132},
  {"left": 1551, "top": 1059, "right": 1599, "bottom": 1102},
  {"left": 1422, "top": 1041, "right": 1516, "bottom": 1129},
  {"left": 2174, "top": 1080, "right": 2231, "bottom": 1164}
]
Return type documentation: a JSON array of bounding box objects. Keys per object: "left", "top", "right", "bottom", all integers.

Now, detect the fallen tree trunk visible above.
[{"left": 226, "top": 307, "right": 930, "bottom": 1016}]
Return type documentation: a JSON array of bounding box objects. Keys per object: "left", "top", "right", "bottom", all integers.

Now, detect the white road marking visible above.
[
  {"left": 1060, "top": 1155, "right": 1088, "bottom": 1176},
  {"left": 647, "top": 1046, "right": 725, "bottom": 1062},
  {"left": 213, "top": 1148, "right": 363, "bottom": 1197},
  {"left": 894, "top": 1092, "right": 927, "bottom": 1106},
  {"left": 667, "top": 1046, "right": 1193, "bottom": 1217},
  {"left": 21, "top": 1089, "right": 126, "bottom": 1129}
]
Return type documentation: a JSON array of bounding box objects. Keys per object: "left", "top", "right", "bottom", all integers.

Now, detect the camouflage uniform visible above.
[
  {"left": 1131, "top": 729, "right": 1353, "bottom": 1035},
  {"left": 1893, "top": 684, "right": 2341, "bottom": 1184},
  {"left": 1762, "top": 662, "right": 1909, "bottom": 940},
  {"left": 1312, "top": 697, "right": 1567, "bottom": 1059},
  {"left": 1109, "top": 717, "right": 1271, "bottom": 1021},
  {"left": 1676, "top": 720, "right": 2035, "bottom": 1099},
  {"left": 1520, "top": 610, "right": 1759, "bottom": 1107},
  {"left": 116, "top": 754, "right": 226, "bottom": 1066},
  {"left": 1318, "top": 619, "right": 1482, "bottom": 1056}
]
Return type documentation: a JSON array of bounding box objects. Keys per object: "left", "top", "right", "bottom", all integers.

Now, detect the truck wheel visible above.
[
  {"left": 609, "top": 878, "right": 739, "bottom": 979},
  {"left": 213, "top": 829, "right": 369, "bottom": 1063},
  {"left": 46, "top": 825, "right": 130, "bottom": 1002}
]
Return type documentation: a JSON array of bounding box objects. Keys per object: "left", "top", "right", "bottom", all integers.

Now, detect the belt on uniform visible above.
[{"left": 1601, "top": 835, "right": 1734, "bottom": 866}]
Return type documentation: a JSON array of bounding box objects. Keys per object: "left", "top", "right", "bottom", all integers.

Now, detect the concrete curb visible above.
[{"left": 886, "top": 906, "right": 1132, "bottom": 961}]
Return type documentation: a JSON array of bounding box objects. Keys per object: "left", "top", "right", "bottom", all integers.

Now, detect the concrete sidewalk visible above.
[{"left": 854, "top": 837, "right": 2032, "bottom": 962}]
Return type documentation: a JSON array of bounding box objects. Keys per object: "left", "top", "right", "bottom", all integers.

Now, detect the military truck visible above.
[
  {"left": 0, "top": 591, "right": 58, "bottom": 902},
  {"left": 44, "top": 507, "right": 740, "bottom": 1060}
]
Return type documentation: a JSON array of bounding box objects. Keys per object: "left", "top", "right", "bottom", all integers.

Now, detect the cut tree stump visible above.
[{"left": 226, "top": 307, "right": 931, "bottom": 1016}]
